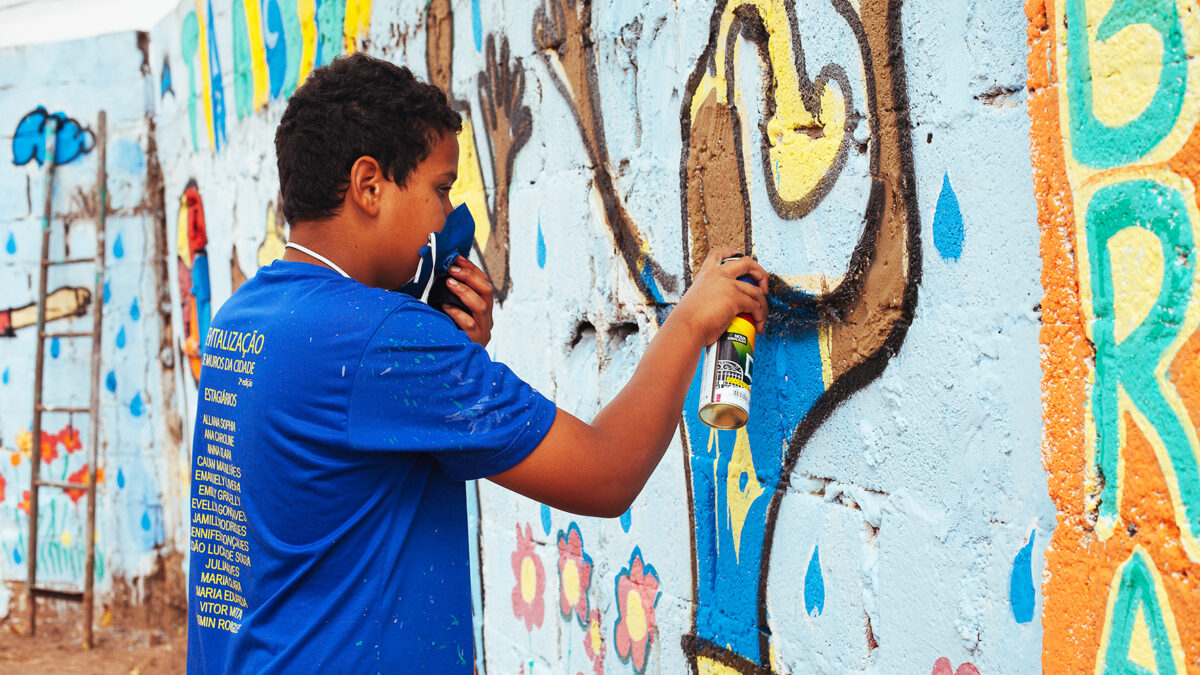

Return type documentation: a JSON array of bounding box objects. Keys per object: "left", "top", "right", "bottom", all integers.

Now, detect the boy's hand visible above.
[
  {"left": 674, "top": 247, "right": 769, "bottom": 347},
  {"left": 444, "top": 256, "right": 494, "bottom": 347}
]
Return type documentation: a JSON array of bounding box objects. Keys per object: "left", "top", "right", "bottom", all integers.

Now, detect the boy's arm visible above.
[{"left": 489, "top": 248, "right": 768, "bottom": 518}]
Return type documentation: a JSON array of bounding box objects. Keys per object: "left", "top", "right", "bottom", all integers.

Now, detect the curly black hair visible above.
[{"left": 275, "top": 52, "right": 462, "bottom": 223}]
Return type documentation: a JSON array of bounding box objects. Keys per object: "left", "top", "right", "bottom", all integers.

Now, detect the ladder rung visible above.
[
  {"left": 41, "top": 331, "right": 95, "bottom": 339},
  {"left": 35, "top": 479, "right": 89, "bottom": 491},
  {"left": 30, "top": 587, "right": 84, "bottom": 602},
  {"left": 42, "top": 257, "right": 96, "bottom": 267},
  {"left": 35, "top": 405, "right": 90, "bottom": 414}
]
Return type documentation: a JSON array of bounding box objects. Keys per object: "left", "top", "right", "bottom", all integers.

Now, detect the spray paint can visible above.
[{"left": 698, "top": 257, "right": 757, "bottom": 430}]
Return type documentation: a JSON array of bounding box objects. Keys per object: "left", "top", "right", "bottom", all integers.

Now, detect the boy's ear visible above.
[{"left": 347, "top": 156, "right": 385, "bottom": 217}]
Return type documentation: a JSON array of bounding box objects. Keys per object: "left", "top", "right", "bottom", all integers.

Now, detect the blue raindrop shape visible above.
[
  {"left": 105, "top": 370, "right": 116, "bottom": 392},
  {"left": 129, "top": 391, "right": 143, "bottom": 417},
  {"left": 471, "top": 0, "right": 482, "bottom": 51},
  {"left": 536, "top": 218, "right": 546, "bottom": 269},
  {"left": 141, "top": 511, "right": 151, "bottom": 531},
  {"left": 5, "top": 232, "right": 15, "bottom": 255},
  {"left": 804, "top": 545, "right": 825, "bottom": 617},
  {"left": 113, "top": 233, "right": 124, "bottom": 259},
  {"left": 130, "top": 298, "right": 140, "bottom": 321},
  {"left": 1010, "top": 529, "right": 1036, "bottom": 624},
  {"left": 116, "top": 325, "right": 126, "bottom": 349},
  {"left": 49, "top": 337, "right": 61, "bottom": 359},
  {"left": 116, "top": 468, "right": 126, "bottom": 489},
  {"left": 540, "top": 504, "right": 552, "bottom": 535},
  {"left": 619, "top": 508, "right": 631, "bottom": 533},
  {"left": 13, "top": 549, "right": 20, "bottom": 564},
  {"left": 932, "top": 173, "right": 964, "bottom": 261},
  {"left": 2, "top": 367, "right": 8, "bottom": 385},
  {"left": 103, "top": 282, "right": 111, "bottom": 305}
]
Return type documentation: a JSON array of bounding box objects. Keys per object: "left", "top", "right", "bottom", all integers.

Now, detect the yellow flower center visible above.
[
  {"left": 520, "top": 556, "right": 537, "bottom": 604},
  {"left": 625, "top": 589, "right": 647, "bottom": 642},
  {"left": 563, "top": 560, "right": 580, "bottom": 606},
  {"left": 590, "top": 618, "right": 603, "bottom": 653}
]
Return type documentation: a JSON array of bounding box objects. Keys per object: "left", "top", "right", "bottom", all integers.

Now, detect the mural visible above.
[
  {"left": 1030, "top": 0, "right": 1200, "bottom": 671},
  {"left": 177, "top": 180, "right": 211, "bottom": 383},
  {"left": 11, "top": 107, "right": 95, "bottom": 167}
]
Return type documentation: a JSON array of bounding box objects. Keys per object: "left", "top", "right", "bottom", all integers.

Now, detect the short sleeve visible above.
[{"left": 347, "top": 301, "right": 557, "bottom": 481}]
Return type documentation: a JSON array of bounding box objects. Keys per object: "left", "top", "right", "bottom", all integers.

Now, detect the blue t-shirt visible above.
[{"left": 186, "top": 260, "right": 556, "bottom": 673}]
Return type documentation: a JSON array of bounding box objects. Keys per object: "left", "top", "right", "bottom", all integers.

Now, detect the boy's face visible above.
[{"left": 374, "top": 130, "right": 459, "bottom": 289}]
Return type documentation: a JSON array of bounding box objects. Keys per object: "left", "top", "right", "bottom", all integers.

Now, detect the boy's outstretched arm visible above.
[{"left": 490, "top": 248, "right": 769, "bottom": 518}]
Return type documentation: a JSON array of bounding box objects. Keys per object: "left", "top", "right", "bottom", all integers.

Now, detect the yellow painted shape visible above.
[
  {"left": 1127, "top": 605, "right": 1156, "bottom": 671},
  {"left": 448, "top": 118, "right": 493, "bottom": 252},
  {"left": 1094, "top": 546, "right": 1187, "bottom": 675},
  {"left": 563, "top": 560, "right": 581, "bottom": 606},
  {"left": 243, "top": 0, "right": 270, "bottom": 111},
  {"left": 343, "top": 0, "right": 372, "bottom": 54},
  {"left": 690, "top": 0, "right": 847, "bottom": 204},
  {"left": 726, "top": 427, "right": 765, "bottom": 563},
  {"left": 177, "top": 195, "right": 192, "bottom": 268},
  {"left": 297, "top": 0, "right": 318, "bottom": 88},
  {"left": 61, "top": 530, "right": 72, "bottom": 547},
  {"left": 1075, "top": 168, "right": 1200, "bottom": 561},
  {"left": 697, "top": 656, "right": 744, "bottom": 675},
  {"left": 818, "top": 321, "right": 833, "bottom": 388},
  {"left": 1089, "top": 23, "right": 1165, "bottom": 128},
  {"left": 196, "top": 0, "right": 215, "bottom": 153},
  {"left": 258, "top": 202, "right": 286, "bottom": 268},
  {"left": 625, "top": 588, "right": 648, "bottom": 642},
  {"left": 1108, "top": 226, "right": 1164, "bottom": 344},
  {"left": 589, "top": 616, "right": 603, "bottom": 652},
  {"left": 1056, "top": 0, "right": 1200, "bottom": 182},
  {"left": 520, "top": 556, "right": 537, "bottom": 604}
]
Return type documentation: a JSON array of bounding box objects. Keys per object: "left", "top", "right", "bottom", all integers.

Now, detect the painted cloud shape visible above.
[{"left": 11, "top": 106, "right": 95, "bottom": 167}]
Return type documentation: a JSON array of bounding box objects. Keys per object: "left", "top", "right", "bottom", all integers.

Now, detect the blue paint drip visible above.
[
  {"left": 540, "top": 504, "right": 552, "bottom": 535},
  {"left": 103, "top": 282, "right": 111, "bottom": 304},
  {"left": 12, "top": 549, "right": 19, "bottom": 564},
  {"left": 206, "top": 0, "right": 227, "bottom": 151},
  {"left": 130, "top": 298, "right": 140, "bottom": 321},
  {"left": 536, "top": 219, "right": 546, "bottom": 269},
  {"left": 804, "top": 545, "right": 824, "bottom": 617},
  {"left": 116, "top": 325, "right": 126, "bottom": 349},
  {"left": 129, "top": 391, "right": 143, "bottom": 417},
  {"left": 160, "top": 56, "right": 173, "bottom": 98},
  {"left": 471, "top": 0, "right": 482, "bottom": 51},
  {"left": 263, "top": 0, "right": 286, "bottom": 98},
  {"left": 113, "top": 233, "right": 125, "bottom": 259},
  {"left": 4, "top": 231, "right": 14, "bottom": 254},
  {"left": 49, "top": 337, "right": 60, "bottom": 359},
  {"left": 117, "top": 468, "right": 125, "bottom": 489},
  {"left": 141, "top": 511, "right": 151, "bottom": 531},
  {"left": 932, "top": 173, "right": 964, "bottom": 261},
  {"left": 105, "top": 370, "right": 116, "bottom": 393},
  {"left": 2, "top": 367, "right": 8, "bottom": 384},
  {"left": 619, "top": 508, "right": 631, "bottom": 533},
  {"left": 1010, "top": 529, "right": 1036, "bottom": 624}
]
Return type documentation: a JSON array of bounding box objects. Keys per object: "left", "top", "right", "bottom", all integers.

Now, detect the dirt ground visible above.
[{"left": 0, "top": 623, "right": 186, "bottom": 674}]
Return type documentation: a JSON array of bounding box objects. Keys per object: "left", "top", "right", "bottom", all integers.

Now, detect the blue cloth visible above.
[{"left": 187, "top": 261, "right": 555, "bottom": 673}]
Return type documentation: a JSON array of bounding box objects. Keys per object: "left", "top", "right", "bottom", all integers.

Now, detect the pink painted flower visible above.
[
  {"left": 557, "top": 522, "right": 593, "bottom": 625},
  {"left": 613, "top": 547, "right": 660, "bottom": 674},
  {"left": 583, "top": 608, "right": 606, "bottom": 675},
  {"left": 511, "top": 522, "right": 545, "bottom": 630}
]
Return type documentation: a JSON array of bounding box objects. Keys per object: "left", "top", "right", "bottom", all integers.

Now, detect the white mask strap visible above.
[{"left": 285, "top": 242, "right": 351, "bottom": 279}]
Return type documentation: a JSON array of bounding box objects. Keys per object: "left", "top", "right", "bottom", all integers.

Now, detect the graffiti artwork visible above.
[
  {"left": 11, "top": 107, "right": 95, "bottom": 167},
  {"left": 676, "top": 0, "right": 918, "bottom": 670},
  {"left": 0, "top": 287, "right": 92, "bottom": 337},
  {"left": 1030, "top": 0, "right": 1200, "bottom": 671},
  {"left": 177, "top": 180, "right": 211, "bottom": 382}
]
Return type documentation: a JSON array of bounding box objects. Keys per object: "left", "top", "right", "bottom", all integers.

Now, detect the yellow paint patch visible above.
[
  {"left": 258, "top": 202, "right": 286, "bottom": 268},
  {"left": 589, "top": 617, "right": 603, "bottom": 652},
  {"left": 343, "top": 0, "right": 372, "bottom": 53},
  {"left": 520, "top": 556, "right": 537, "bottom": 604},
  {"left": 60, "top": 530, "right": 72, "bottom": 547},
  {"left": 296, "top": 0, "right": 318, "bottom": 88},
  {"left": 563, "top": 560, "right": 580, "bottom": 606},
  {"left": 1127, "top": 605, "right": 1157, "bottom": 671},
  {"left": 448, "top": 119, "right": 493, "bottom": 252},
  {"left": 697, "top": 655, "right": 744, "bottom": 675},
  {"left": 196, "top": 0, "right": 215, "bottom": 153},
  {"left": 243, "top": 0, "right": 270, "bottom": 111},
  {"left": 1089, "top": 23, "right": 1165, "bottom": 128},
  {"left": 1108, "top": 226, "right": 1164, "bottom": 344},
  {"left": 625, "top": 589, "right": 647, "bottom": 642},
  {"left": 818, "top": 321, "right": 833, "bottom": 388},
  {"left": 726, "top": 427, "right": 765, "bottom": 563},
  {"left": 1094, "top": 547, "right": 1188, "bottom": 675},
  {"left": 177, "top": 195, "right": 192, "bottom": 267}
]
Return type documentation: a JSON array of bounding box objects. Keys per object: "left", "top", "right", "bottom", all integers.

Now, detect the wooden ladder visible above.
[{"left": 25, "top": 111, "right": 108, "bottom": 649}]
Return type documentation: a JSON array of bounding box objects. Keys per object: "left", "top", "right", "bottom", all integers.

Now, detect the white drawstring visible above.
[
  {"left": 419, "top": 233, "right": 437, "bottom": 303},
  {"left": 285, "top": 242, "right": 351, "bottom": 279}
]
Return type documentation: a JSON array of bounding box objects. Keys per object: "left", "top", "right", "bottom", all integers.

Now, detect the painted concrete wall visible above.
[{"left": 0, "top": 0, "right": 1195, "bottom": 672}]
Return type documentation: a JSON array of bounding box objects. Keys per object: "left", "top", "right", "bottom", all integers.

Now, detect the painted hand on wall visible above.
[{"left": 678, "top": 0, "right": 919, "bottom": 670}]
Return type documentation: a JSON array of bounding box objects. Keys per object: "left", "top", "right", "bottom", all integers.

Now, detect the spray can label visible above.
[{"left": 698, "top": 314, "right": 755, "bottom": 430}]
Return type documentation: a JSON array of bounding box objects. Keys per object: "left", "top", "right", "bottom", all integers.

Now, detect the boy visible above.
[{"left": 187, "top": 52, "right": 768, "bottom": 672}]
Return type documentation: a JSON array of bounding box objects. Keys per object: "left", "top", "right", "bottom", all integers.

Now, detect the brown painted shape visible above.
[
  {"left": 826, "top": 0, "right": 914, "bottom": 380},
  {"left": 686, "top": 89, "right": 748, "bottom": 273},
  {"left": 425, "top": 0, "right": 453, "bottom": 94}
]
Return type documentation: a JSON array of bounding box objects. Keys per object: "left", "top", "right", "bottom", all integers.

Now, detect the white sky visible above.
[{"left": 0, "top": 0, "right": 179, "bottom": 48}]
